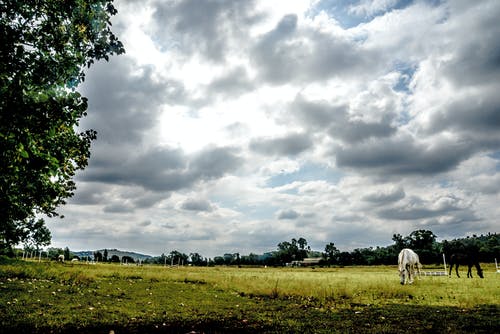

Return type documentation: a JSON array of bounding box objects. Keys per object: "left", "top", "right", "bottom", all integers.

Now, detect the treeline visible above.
[
  {"left": 12, "top": 230, "right": 499, "bottom": 267},
  {"left": 144, "top": 230, "right": 499, "bottom": 267}
]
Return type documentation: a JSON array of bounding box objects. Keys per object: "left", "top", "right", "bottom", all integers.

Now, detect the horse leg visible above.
[
  {"left": 467, "top": 265, "right": 472, "bottom": 278},
  {"left": 455, "top": 264, "right": 460, "bottom": 278},
  {"left": 408, "top": 264, "right": 413, "bottom": 284}
]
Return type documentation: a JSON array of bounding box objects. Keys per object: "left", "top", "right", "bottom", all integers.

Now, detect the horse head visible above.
[
  {"left": 399, "top": 268, "right": 406, "bottom": 285},
  {"left": 477, "top": 266, "right": 484, "bottom": 278}
]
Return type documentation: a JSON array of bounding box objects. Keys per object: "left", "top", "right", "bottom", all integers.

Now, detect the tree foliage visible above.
[
  {"left": 323, "top": 242, "right": 340, "bottom": 265},
  {"left": 0, "top": 0, "right": 124, "bottom": 252},
  {"left": 277, "top": 237, "right": 310, "bottom": 264}
]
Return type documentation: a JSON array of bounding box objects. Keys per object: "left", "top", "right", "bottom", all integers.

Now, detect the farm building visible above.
[{"left": 288, "top": 257, "right": 323, "bottom": 267}]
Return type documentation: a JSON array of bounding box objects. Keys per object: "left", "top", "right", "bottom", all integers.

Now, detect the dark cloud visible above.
[
  {"left": 205, "top": 67, "right": 255, "bottom": 98},
  {"left": 152, "top": 0, "right": 262, "bottom": 62},
  {"left": 441, "top": 2, "right": 500, "bottom": 88},
  {"left": 335, "top": 135, "right": 474, "bottom": 176},
  {"left": 331, "top": 117, "right": 396, "bottom": 143},
  {"left": 80, "top": 145, "right": 243, "bottom": 192},
  {"left": 376, "top": 194, "right": 469, "bottom": 221},
  {"left": 103, "top": 203, "right": 135, "bottom": 214},
  {"left": 277, "top": 209, "right": 300, "bottom": 220},
  {"left": 290, "top": 96, "right": 396, "bottom": 143},
  {"left": 130, "top": 192, "right": 169, "bottom": 209},
  {"left": 250, "top": 133, "right": 313, "bottom": 156},
  {"left": 69, "top": 183, "right": 108, "bottom": 205},
  {"left": 251, "top": 14, "right": 380, "bottom": 84},
  {"left": 80, "top": 58, "right": 186, "bottom": 145},
  {"left": 189, "top": 146, "right": 243, "bottom": 180},
  {"left": 181, "top": 198, "right": 214, "bottom": 212},
  {"left": 362, "top": 187, "right": 405, "bottom": 205},
  {"left": 139, "top": 220, "right": 152, "bottom": 227},
  {"left": 422, "top": 90, "right": 500, "bottom": 136}
]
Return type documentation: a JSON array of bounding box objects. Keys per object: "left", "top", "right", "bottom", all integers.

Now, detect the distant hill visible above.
[{"left": 73, "top": 249, "right": 152, "bottom": 261}]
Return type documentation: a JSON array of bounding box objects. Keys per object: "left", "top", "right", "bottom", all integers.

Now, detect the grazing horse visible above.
[
  {"left": 398, "top": 248, "right": 422, "bottom": 285},
  {"left": 448, "top": 253, "right": 483, "bottom": 278}
]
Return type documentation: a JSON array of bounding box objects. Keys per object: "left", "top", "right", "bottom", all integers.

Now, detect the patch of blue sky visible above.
[
  {"left": 307, "top": 0, "right": 415, "bottom": 29},
  {"left": 390, "top": 60, "right": 417, "bottom": 126},
  {"left": 488, "top": 151, "right": 500, "bottom": 160},
  {"left": 488, "top": 151, "right": 500, "bottom": 172},
  {"left": 266, "top": 162, "right": 343, "bottom": 188},
  {"left": 438, "top": 178, "right": 452, "bottom": 188},
  {"left": 396, "top": 110, "right": 412, "bottom": 126},
  {"left": 392, "top": 61, "right": 417, "bottom": 93}
]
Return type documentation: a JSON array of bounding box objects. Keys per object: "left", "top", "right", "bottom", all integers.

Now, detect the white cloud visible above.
[{"left": 45, "top": 0, "right": 500, "bottom": 257}]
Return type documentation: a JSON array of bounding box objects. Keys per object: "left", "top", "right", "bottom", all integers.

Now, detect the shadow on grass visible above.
[{"left": 2, "top": 304, "right": 498, "bottom": 334}]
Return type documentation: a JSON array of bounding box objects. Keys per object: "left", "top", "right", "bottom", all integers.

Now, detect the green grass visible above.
[{"left": 0, "top": 259, "right": 498, "bottom": 333}]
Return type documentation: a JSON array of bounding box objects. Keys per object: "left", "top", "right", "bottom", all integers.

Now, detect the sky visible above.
[{"left": 46, "top": 0, "right": 500, "bottom": 258}]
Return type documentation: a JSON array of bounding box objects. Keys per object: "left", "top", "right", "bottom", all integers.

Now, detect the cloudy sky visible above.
[{"left": 47, "top": 0, "right": 500, "bottom": 257}]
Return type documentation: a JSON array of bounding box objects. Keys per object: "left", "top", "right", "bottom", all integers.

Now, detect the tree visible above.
[
  {"left": 323, "top": 242, "right": 340, "bottom": 265},
  {"left": 0, "top": 0, "right": 124, "bottom": 252},
  {"left": 406, "top": 229, "right": 438, "bottom": 263},
  {"left": 121, "top": 255, "right": 134, "bottom": 264},
  {"left": 25, "top": 218, "right": 51, "bottom": 251},
  {"left": 1, "top": 217, "right": 51, "bottom": 255},
  {"left": 103, "top": 249, "right": 108, "bottom": 262},
  {"left": 392, "top": 234, "right": 408, "bottom": 252},
  {"left": 407, "top": 230, "right": 436, "bottom": 251},
  {"left": 47, "top": 247, "right": 64, "bottom": 260},
  {"left": 277, "top": 237, "right": 309, "bottom": 265},
  {"left": 63, "top": 246, "right": 70, "bottom": 260},
  {"left": 93, "top": 251, "right": 103, "bottom": 262},
  {"left": 189, "top": 252, "right": 204, "bottom": 266},
  {"left": 168, "top": 250, "right": 188, "bottom": 265}
]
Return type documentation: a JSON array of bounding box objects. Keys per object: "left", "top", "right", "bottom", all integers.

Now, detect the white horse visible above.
[{"left": 398, "top": 248, "right": 421, "bottom": 285}]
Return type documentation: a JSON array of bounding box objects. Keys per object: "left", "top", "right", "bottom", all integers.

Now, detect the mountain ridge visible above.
[{"left": 73, "top": 249, "right": 152, "bottom": 261}]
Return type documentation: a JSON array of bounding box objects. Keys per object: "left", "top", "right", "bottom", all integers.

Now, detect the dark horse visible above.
[{"left": 448, "top": 253, "right": 483, "bottom": 278}]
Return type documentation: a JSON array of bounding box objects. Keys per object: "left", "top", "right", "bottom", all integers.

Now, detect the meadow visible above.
[{"left": 0, "top": 258, "right": 498, "bottom": 333}]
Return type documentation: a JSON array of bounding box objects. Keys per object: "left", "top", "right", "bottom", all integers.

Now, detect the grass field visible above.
[{"left": 0, "top": 258, "right": 498, "bottom": 333}]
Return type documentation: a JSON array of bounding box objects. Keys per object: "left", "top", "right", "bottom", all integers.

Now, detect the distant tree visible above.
[
  {"left": 213, "top": 256, "right": 224, "bottom": 265},
  {"left": 297, "top": 237, "right": 308, "bottom": 251},
  {"left": 93, "top": 251, "right": 103, "bottom": 262},
  {"left": 277, "top": 241, "right": 296, "bottom": 264},
  {"left": 103, "top": 249, "right": 108, "bottom": 262},
  {"left": 392, "top": 234, "right": 408, "bottom": 252},
  {"left": 407, "top": 230, "right": 436, "bottom": 250},
  {"left": 47, "top": 247, "right": 64, "bottom": 260},
  {"left": 169, "top": 250, "right": 188, "bottom": 265},
  {"left": 277, "top": 237, "right": 309, "bottom": 265},
  {"left": 121, "top": 255, "right": 134, "bottom": 264},
  {"left": 0, "top": 0, "right": 124, "bottom": 254},
  {"left": 243, "top": 253, "right": 260, "bottom": 265},
  {"left": 406, "top": 230, "right": 438, "bottom": 263},
  {"left": 189, "top": 252, "right": 204, "bottom": 266},
  {"left": 110, "top": 254, "right": 120, "bottom": 263},
  {"left": 63, "top": 247, "right": 70, "bottom": 260},
  {"left": 223, "top": 253, "right": 234, "bottom": 265},
  {"left": 323, "top": 242, "right": 340, "bottom": 265},
  {"left": 337, "top": 251, "right": 353, "bottom": 266}
]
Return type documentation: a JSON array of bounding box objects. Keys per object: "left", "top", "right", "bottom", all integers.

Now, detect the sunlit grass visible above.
[
  {"left": 2, "top": 261, "right": 498, "bottom": 308},
  {"left": 1, "top": 259, "right": 498, "bottom": 332}
]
